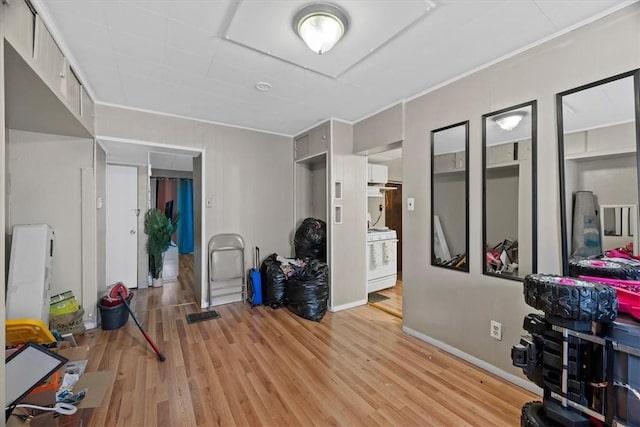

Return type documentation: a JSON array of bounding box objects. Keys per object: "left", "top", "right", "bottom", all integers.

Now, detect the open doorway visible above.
[
  {"left": 149, "top": 152, "right": 195, "bottom": 294},
  {"left": 98, "top": 138, "right": 205, "bottom": 310},
  {"left": 366, "top": 147, "right": 403, "bottom": 318}
]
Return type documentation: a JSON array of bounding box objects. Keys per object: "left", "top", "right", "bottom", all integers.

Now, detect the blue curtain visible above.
[{"left": 177, "top": 179, "right": 194, "bottom": 254}]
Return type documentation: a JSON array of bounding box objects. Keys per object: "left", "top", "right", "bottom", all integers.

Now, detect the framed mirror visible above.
[
  {"left": 430, "top": 121, "right": 469, "bottom": 271},
  {"left": 482, "top": 101, "right": 537, "bottom": 280},
  {"left": 557, "top": 70, "right": 640, "bottom": 274}
]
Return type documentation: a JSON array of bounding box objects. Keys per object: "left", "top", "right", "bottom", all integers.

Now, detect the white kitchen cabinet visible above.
[
  {"left": 487, "top": 142, "right": 515, "bottom": 165},
  {"left": 80, "top": 86, "right": 95, "bottom": 132},
  {"left": 516, "top": 140, "right": 531, "bottom": 161},
  {"left": 368, "top": 164, "right": 388, "bottom": 184},
  {"left": 434, "top": 151, "right": 466, "bottom": 174},
  {"left": 66, "top": 65, "right": 82, "bottom": 116},
  {"left": 34, "top": 16, "right": 66, "bottom": 98},
  {"left": 295, "top": 123, "right": 328, "bottom": 160},
  {"left": 3, "top": 0, "right": 35, "bottom": 59},
  {"left": 294, "top": 134, "right": 310, "bottom": 160},
  {"left": 309, "top": 123, "right": 328, "bottom": 155}
]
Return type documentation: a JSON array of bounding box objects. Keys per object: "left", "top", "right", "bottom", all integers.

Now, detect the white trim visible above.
[
  {"left": 31, "top": 0, "right": 98, "bottom": 101},
  {"left": 84, "top": 320, "right": 98, "bottom": 330},
  {"left": 330, "top": 298, "right": 367, "bottom": 312},
  {"left": 199, "top": 152, "right": 207, "bottom": 310},
  {"left": 403, "top": 326, "right": 543, "bottom": 396},
  {"left": 564, "top": 118, "right": 636, "bottom": 136},
  {"left": 96, "top": 136, "right": 204, "bottom": 156},
  {"left": 96, "top": 102, "right": 293, "bottom": 138},
  {"left": 106, "top": 160, "right": 149, "bottom": 167}
]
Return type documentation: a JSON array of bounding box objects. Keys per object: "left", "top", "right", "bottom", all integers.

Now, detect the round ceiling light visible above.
[
  {"left": 493, "top": 111, "right": 527, "bottom": 131},
  {"left": 293, "top": 3, "right": 349, "bottom": 55},
  {"left": 255, "top": 81, "right": 272, "bottom": 92}
]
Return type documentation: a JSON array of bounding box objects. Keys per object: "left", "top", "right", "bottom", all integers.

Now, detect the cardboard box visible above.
[{"left": 6, "top": 345, "right": 113, "bottom": 427}]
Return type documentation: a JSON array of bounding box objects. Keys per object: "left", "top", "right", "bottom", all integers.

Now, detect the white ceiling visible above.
[{"left": 35, "top": 0, "right": 634, "bottom": 139}]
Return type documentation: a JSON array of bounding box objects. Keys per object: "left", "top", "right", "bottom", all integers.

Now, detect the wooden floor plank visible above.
[{"left": 76, "top": 256, "right": 535, "bottom": 425}]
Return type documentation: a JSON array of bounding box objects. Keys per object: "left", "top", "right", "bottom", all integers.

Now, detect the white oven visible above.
[{"left": 367, "top": 229, "right": 398, "bottom": 293}]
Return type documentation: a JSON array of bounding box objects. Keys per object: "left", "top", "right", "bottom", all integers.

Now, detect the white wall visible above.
[
  {"left": 577, "top": 156, "right": 638, "bottom": 207},
  {"left": 485, "top": 166, "right": 519, "bottom": 247},
  {"left": 330, "top": 121, "right": 367, "bottom": 309},
  {"left": 96, "top": 105, "right": 294, "bottom": 305},
  {"left": 385, "top": 158, "right": 403, "bottom": 183},
  {"left": 311, "top": 163, "right": 327, "bottom": 221},
  {"left": 6, "top": 130, "right": 93, "bottom": 301},
  {"left": 402, "top": 3, "right": 640, "bottom": 379},
  {"left": 433, "top": 172, "right": 466, "bottom": 256},
  {"left": 367, "top": 197, "right": 385, "bottom": 228}
]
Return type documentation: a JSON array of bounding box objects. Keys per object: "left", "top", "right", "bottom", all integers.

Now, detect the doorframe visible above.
[{"left": 97, "top": 136, "right": 207, "bottom": 308}]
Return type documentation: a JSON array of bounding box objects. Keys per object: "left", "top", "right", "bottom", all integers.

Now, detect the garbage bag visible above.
[
  {"left": 294, "top": 218, "right": 327, "bottom": 261},
  {"left": 286, "top": 259, "right": 329, "bottom": 322},
  {"left": 260, "top": 254, "right": 287, "bottom": 308}
]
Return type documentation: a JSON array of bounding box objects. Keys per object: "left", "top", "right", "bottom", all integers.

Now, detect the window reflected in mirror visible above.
[
  {"left": 430, "top": 121, "right": 469, "bottom": 272},
  {"left": 557, "top": 70, "right": 640, "bottom": 273},
  {"left": 482, "top": 102, "right": 537, "bottom": 280}
]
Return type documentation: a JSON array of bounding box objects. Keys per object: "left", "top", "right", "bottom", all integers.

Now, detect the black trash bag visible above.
[
  {"left": 294, "top": 218, "right": 327, "bottom": 261},
  {"left": 260, "top": 254, "right": 287, "bottom": 308},
  {"left": 286, "top": 259, "right": 329, "bottom": 322}
]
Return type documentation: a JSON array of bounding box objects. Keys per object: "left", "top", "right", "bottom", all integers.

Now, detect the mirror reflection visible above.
[
  {"left": 557, "top": 71, "right": 640, "bottom": 271},
  {"left": 431, "top": 121, "right": 469, "bottom": 271},
  {"left": 482, "top": 102, "right": 537, "bottom": 280}
]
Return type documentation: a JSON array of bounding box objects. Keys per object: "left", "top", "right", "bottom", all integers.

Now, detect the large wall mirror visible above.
[
  {"left": 482, "top": 101, "right": 537, "bottom": 280},
  {"left": 430, "top": 121, "right": 469, "bottom": 271},
  {"left": 557, "top": 70, "right": 640, "bottom": 274}
]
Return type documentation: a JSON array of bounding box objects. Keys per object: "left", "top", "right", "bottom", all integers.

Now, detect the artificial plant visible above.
[{"left": 144, "top": 208, "right": 180, "bottom": 280}]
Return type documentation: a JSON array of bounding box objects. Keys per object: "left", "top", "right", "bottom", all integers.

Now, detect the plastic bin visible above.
[{"left": 98, "top": 293, "right": 133, "bottom": 330}]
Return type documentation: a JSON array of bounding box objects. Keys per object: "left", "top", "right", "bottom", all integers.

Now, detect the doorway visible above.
[
  {"left": 105, "top": 164, "right": 138, "bottom": 288},
  {"left": 366, "top": 148, "right": 403, "bottom": 318},
  {"left": 98, "top": 138, "right": 205, "bottom": 308}
]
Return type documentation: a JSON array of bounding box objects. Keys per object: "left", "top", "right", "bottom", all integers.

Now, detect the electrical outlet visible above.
[
  {"left": 379, "top": 204, "right": 383, "bottom": 211},
  {"left": 490, "top": 320, "right": 502, "bottom": 340}
]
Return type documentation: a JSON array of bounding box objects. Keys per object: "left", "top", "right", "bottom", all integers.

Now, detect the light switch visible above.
[
  {"left": 206, "top": 198, "right": 213, "bottom": 208},
  {"left": 407, "top": 197, "right": 415, "bottom": 211}
]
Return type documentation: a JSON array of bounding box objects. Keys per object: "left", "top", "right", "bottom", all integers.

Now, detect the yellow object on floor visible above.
[
  {"left": 5, "top": 318, "right": 56, "bottom": 346},
  {"left": 50, "top": 296, "right": 80, "bottom": 316}
]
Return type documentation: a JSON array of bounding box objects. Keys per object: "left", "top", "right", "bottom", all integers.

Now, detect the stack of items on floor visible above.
[
  {"left": 97, "top": 282, "right": 133, "bottom": 330},
  {"left": 5, "top": 320, "right": 113, "bottom": 426},
  {"left": 260, "top": 218, "right": 329, "bottom": 322},
  {"left": 49, "top": 291, "right": 86, "bottom": 338}
]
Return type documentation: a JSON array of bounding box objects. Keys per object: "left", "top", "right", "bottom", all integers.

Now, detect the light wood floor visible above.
[
  {"left": 75, "top": 258, "right": 535, "bottom": 426},
  {"left": 369, "top": 272, "right": 403, "bottom": 318}
]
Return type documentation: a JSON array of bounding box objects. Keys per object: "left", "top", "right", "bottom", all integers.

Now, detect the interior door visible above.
[{"left": 106, "top": 165, "right": 138, "bottom": 288}]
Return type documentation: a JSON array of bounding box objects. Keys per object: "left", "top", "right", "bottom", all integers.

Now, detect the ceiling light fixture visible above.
[
  {"left": 293, "top": 3, "right": 349, "bottom": 55},
  {"left": 255, "top": 81, "right": 272, "bottom": 92},
  {"left": 493, "top": 111, "right": 527, "bottom": 131}
]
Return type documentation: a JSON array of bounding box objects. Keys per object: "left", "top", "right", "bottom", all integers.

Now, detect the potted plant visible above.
[{"left": 144, "top": 208, "right": 179, "bottom": 287}]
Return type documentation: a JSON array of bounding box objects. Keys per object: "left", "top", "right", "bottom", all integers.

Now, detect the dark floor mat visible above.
[
  {"left": 185, "top": 310, "right": 220, "bottom": 324},
  {"left": 368, "top": 293, "right": 390, "bottom": 304}
]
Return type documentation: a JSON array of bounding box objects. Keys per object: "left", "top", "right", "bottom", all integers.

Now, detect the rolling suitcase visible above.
[{"left": 247, "top": 247, "right": 262, "bottom": 306}]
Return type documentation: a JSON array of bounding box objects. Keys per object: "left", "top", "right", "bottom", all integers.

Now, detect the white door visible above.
[{"left": 106, "top": 165, "right": 138, "bottom": 288}]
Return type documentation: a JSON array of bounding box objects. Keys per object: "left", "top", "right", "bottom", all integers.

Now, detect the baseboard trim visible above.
[
  {"left": 84, "top": 320, "right": 98, "bottom": 330},
  {"left": 403, "top": 326, "right": 543, "bottom": 396},
  {"left": 330, "top": 298, "right": 367, "bottom": 312}
]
